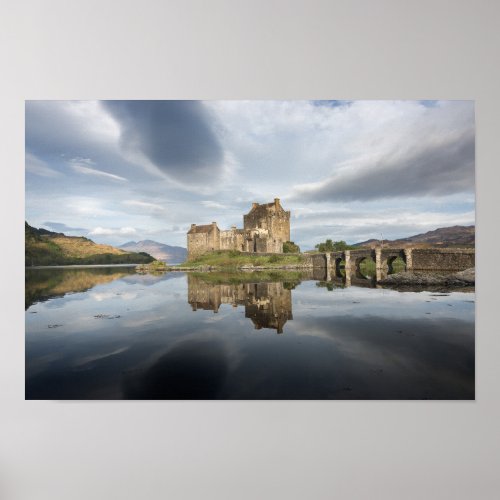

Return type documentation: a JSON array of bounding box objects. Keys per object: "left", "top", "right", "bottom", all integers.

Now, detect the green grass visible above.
[
  {"left": 182, "top": 250, "right": 304, "bottom": 269},
  {"left": 25, "top": 222, "right": 154, "bottom": 266},
  {"left": 388, "top": 257, "right": 406, "bottom": 273},
  {"left": 136, "top": 260, "right": 168, "bottom": 273}
]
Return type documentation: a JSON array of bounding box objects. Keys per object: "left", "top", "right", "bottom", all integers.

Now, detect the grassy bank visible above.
[
  {"left": 181, "top": 250, "right": 305, "bottom": 270},
  {"left": 136, "top": 260, "right": 169, "bottom": 274},
  {"left": 25, "top": 222, "right": 154, "bottom": 266}
]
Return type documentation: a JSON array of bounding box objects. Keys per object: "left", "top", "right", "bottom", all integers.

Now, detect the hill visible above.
[
  {"left": 354, "top": 225, "right": 475, "bottom": 249},
  {"left": 25, "top": 222, "right": 155, "bottom": 266},
  {"left": 119, "top": 240, "right": 187, "bottom": 264}
]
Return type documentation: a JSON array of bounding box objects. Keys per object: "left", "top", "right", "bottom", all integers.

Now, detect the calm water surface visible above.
[{"left": 25, "top": 267, "right": 475, "bottom": 400}]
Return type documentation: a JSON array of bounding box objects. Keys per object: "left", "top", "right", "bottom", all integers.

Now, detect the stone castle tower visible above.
[{"left": 187, "top": 198, "right": 290, "bottom": 259}]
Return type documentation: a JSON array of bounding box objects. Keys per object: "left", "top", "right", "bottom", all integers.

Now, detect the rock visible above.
[
  {"left": 379, "top": 268, "right": 475, "bottom": 287},
  {"left": 453, "top": 268, "right": 475, "bottom": 283}
]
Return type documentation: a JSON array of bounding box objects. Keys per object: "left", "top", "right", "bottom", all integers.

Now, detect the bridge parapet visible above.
[{"left": 410, "top": 248, "right": 474, "bottom": 271}]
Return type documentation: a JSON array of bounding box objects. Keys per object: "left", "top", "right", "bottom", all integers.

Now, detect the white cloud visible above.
[
  {"left": 291, "top": 206, "right": 475, "bottom": 249},
  {"left": 122, "top": 200, "right": 167, "bottom": 214},
  {"left": 210, "top": 100, "right": 474, "bottom": 202},
  {"left": 89, "top": 226, "right": 137, "bottom": 236},
  {"left": 201, "top": 200, "right": 230, "bottom": 210},
  {"left": 287, "top": 100, "right": 474, "bottom": 202},
  {"left": 71, "top": 163, "right": 128, "bottom": 182},
  {"left": 64, "top": 197, "right": 123, "bottom": 218}
]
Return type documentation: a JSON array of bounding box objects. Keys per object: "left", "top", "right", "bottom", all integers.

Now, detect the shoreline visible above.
[
  {"left": 26, "top": 264, "right": 140, "bottom": 269},
  {"left": 164, "top": 264, "right": 315, "bottom": 272},
  {"left": 379, "top": 268, "right": 475, "bottom": 287},
  {"left": 29, "top": 263, "right": 476, "bottom": 289}
]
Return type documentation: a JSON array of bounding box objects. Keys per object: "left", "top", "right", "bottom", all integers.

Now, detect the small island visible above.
[{"left": 134, "top": 199, "right": 475, "bottom": 290}]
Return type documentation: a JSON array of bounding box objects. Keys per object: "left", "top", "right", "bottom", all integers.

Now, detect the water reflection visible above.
[
  {"left": 25, "top": 267, "right": 136, "bottom": 309},
  {"left": 25, "top": 267, "right": 475, "bottom": 400},
  {"left": 123, "top": 339, "right": 228, "bottom": 399},
  {"left": 188, "top": 275, "right": 293, "bottom": 333}
]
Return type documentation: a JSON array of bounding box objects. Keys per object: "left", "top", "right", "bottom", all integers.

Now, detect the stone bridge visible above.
[{"left": 306, "top": 247, "right": 475, "bottom": 281}]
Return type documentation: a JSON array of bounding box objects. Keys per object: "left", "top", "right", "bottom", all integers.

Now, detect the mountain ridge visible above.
[
  {"left": 119, "top": 240, "right": 187, "bottom": 263},
  {"left": 353, "top": 225, "right": 475, "bottom": 248}
]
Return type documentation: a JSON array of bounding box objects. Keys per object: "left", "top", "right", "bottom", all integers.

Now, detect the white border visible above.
[{"left": 1, "top": 1, "right": 499, "bottom": 499}]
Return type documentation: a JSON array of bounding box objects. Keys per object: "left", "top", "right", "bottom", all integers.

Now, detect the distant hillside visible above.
[
  {"left": 25, "top": 222, "right": 155, "bottom": 266},
  {"left": 354, "top": 225, "right": 475, "bottom": 249},
  {"left": 119, "top": 240, "right": 187, "bottom": 263}
]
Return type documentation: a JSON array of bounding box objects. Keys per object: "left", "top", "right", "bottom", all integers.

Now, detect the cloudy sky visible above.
[{"left": 25, "top": 100, "right": 475, "bottom": 249}]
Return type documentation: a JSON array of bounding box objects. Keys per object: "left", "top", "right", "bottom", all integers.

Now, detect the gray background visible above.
[{"left": 1, "top": 0, "right": 499, "bottom": 499}]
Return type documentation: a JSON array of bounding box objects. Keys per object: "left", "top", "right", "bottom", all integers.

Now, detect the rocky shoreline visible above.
[{"left": 379, "top": 268, "right": 475, "bottom": 287}]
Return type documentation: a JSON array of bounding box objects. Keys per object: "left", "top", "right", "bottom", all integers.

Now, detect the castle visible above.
[{"left": 187, "top": 198, "right": 290, "bottom": 259}]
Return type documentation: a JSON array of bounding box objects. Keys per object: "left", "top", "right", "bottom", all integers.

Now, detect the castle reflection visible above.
[{"left": 187, "top": 275, "right": 293, "bottom": 334}]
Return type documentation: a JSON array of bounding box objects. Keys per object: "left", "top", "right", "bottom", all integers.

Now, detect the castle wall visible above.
[
  {"left": 187, "top": 227, "right": 220, "bottom": 259},
  {"left": 255, "top": 236, "right": 269, "bottom": 253},
  {"left": 268, "top": 211, "right": 291, "bottom": 243},
  {"left": 220, "top": 229, "right": 245, "bottom": 252}
]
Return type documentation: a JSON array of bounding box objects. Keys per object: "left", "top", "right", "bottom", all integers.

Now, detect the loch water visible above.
[{"left": 25, "top": 266, "right": 475, "bottom": 400}]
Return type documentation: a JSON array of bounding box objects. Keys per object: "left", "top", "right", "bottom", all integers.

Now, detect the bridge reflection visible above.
[
  {"left": 187, "top": 275, "right": 293, "bottom": 333},
  {"left": 317, "top": 269, "right": 380, "bottom": 288}
]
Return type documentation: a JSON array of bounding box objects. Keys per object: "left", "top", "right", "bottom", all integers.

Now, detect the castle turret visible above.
[{"left": 243, "top": 198, "right": 290, "bottom": 253}]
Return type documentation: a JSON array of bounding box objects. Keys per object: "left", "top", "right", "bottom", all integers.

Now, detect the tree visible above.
[
  {"left": 283, "top": 241, "right": 300, "bottom": 253},
  {"left": 315, "top": 239, "right": 354, "bottom": 252},
  {"left": 331, "top": 240, "right": 352, "bottom": 251},
  {"left": 315, "top": 239, "right": 334, "bottom": 252}
]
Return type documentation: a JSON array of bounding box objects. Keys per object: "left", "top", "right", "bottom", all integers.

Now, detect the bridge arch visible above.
[
  {"left": 334, "top": 256, "right": 344, "bottom": 277},
  {"left": 381, "top": 249, "right": 407, "bottom": 274},
  {"left": 355, "top": 256, "right": 368, "bottom": 279},
  {"left": 354, "top": 255, "right": 376, "bottom": 279}
]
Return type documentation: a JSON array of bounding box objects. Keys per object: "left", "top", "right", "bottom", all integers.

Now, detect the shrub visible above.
[
  {"left": 314, "top": 239, "right": 354, "bottom": 252},
  {"left": 283, "top": 241, "right": 300, "bottom": 253}
]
